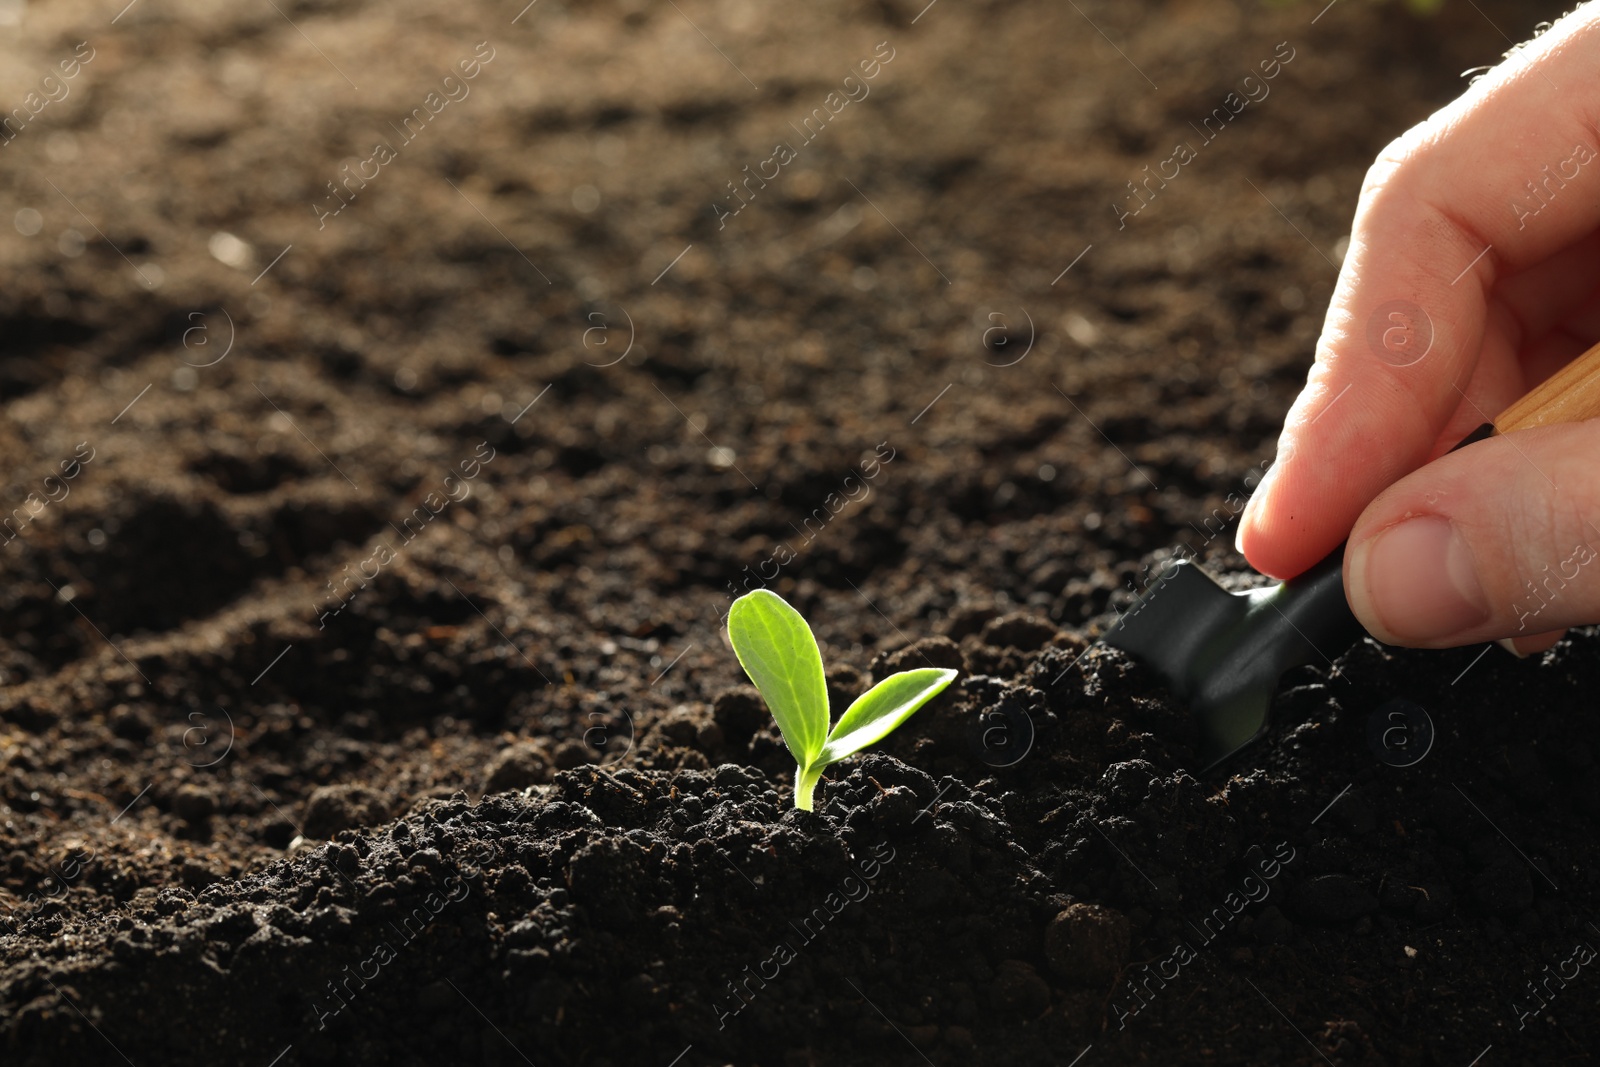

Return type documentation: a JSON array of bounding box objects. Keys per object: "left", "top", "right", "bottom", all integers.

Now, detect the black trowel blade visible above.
[{"left": 1104, "top": 549, "right": 1362, "bottom": 769}]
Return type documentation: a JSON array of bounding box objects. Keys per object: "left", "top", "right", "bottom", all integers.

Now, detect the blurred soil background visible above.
[{"left": 0, "top": 0, "right": 1592, "bottom": 1064}]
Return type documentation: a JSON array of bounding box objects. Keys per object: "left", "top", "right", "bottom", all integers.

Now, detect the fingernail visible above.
[
  {"left": 1347, "top": 516, "right": 1490, "bottom": 643},
  {"left": 1495, "top": 637, "right": 1529, "bottom": 659},
  {"left": 1236, "top": 466, "right": 1277, "bottom": 554}
]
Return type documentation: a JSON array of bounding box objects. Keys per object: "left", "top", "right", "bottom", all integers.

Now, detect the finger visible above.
[
  {"left": 1548, "top": 292, "right": 1600, "bottom": 348},
  {"left": 1493, "top": 228, "right": 1600, "bottom": 343},
  {"left": 1238, "top": 7, "right": 1600, "bottom": 579},
  {"left": 1344, "top": 422, "right": 1600, "bottom": 648},
  {"left": 1521, "top": 327, "right": 1598, "bottom": 397},
  {"left": 1423, "top": 306, "right": 1520, "bottom": 460},
  {"left": 1437, "top": 301, "right": 1600, "bottom": 459},
  {"left": 1497, "top": 628, "right": 1565, "bottom": 658},
  {"left": 1429, "top": 239, "right": 1600, "bottom": 458}
]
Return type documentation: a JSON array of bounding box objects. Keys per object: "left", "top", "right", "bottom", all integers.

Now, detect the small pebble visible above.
[
  {"left": 990, "top": 959, "right": 1051, "bottom": 1017},
  {"left": 302, "top": 783, "right": 390, "bottom": 838},
  {"left": 979, "top": 613, "right": 1059, "bottom": 651},
  {"left": 172, "top": 784, "right": 216, "bottom": 826},
  {"left": 870, "top": 785, "right": 921, "bottom": 835},
  {"left": 1045, "top": 903, "right": 1130, "bottom": 984},
  {"left": 483, "top": 743, "right": 552, "bottom": 793}
]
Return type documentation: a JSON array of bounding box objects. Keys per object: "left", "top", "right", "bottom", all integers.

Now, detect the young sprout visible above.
[{"left": 726, "top": 589, "right": 957, "bottom": 811}]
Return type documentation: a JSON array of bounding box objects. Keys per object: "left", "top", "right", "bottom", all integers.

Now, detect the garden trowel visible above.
[
  {"left": 1105, "top": 338, "right": 1600, "bottom": 769},
  {"left": 1105, "top": 544, "right": 1362, "bottom": 769}
]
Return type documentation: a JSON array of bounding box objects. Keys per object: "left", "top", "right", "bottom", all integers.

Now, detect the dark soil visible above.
[{"left": 0, "top": 0, "right": 1593, "bottom": 1064}]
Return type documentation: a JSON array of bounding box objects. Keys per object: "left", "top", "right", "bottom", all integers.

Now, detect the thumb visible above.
[{"left": 1345, "top": 422, "right": 1600, "bottom": 648}]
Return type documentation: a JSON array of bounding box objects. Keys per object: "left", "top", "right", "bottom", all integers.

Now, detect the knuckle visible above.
[{"left": 1360, "top": 125, "right": 1431, "bottom": 200}]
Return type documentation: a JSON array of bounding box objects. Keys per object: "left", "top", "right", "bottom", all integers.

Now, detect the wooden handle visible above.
[{"left": 1494, "top": 339, "right": 1600, "bottom": 434}]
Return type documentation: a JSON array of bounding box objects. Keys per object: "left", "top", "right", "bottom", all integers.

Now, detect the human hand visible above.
[{"left": 1237, "top": 6, "right": 1600, "bottom": 654}]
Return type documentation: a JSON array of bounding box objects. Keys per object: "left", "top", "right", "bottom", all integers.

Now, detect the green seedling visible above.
[{"left": 726, "top": 589, "right": 957, "bottom": 811}]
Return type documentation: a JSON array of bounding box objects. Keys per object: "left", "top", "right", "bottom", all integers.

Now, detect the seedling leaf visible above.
[
  {"left": 727, "top": 589, "right": 828, "bottom": 768},
  {"left": 727, "top": 590, "right": 957, "bottom": 811},
  {"left": 820, "top": 667, "right": 957, "bottom": 764}
]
